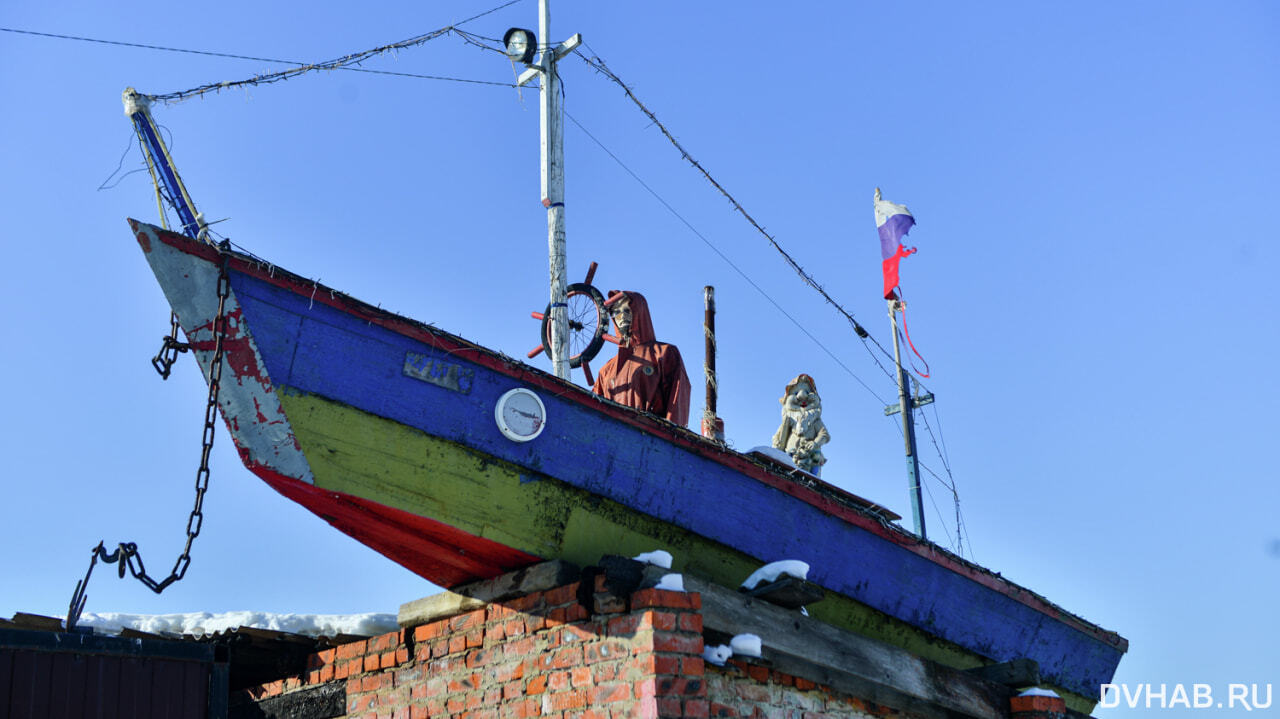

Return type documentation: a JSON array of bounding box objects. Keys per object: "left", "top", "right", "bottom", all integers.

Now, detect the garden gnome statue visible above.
[
  {"left": 771, "top": 374, "right": 830, "bottom": 474},
  {"left": 592, "top": 290, "right": 691, "bottom": 426}
]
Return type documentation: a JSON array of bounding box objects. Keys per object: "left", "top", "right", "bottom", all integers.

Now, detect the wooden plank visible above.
[
  {"left": 966, "top": 658, "right": 1042, "bottom": 688},
  {"left": 741, "top": 575, "right": 826, "bottom": 609},
  {"left": 686, "top": 575, "right": 1011, "bottom": 719},
  {"left": 399, "top": 560, "right": 580, "bottom": 627}
]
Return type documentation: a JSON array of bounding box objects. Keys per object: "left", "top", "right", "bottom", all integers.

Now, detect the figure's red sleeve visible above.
[{"left": 663, "top": 347, "right": 691, "bottom": 426}]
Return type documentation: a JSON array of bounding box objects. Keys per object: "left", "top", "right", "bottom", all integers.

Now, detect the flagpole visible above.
[{"left": 889, "top": 298, "right": 926, "bottom": 539}]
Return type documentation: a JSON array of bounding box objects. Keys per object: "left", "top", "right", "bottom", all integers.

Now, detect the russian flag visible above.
[{"left": 874, "top": 188, "right": 916, "bottom": 299}]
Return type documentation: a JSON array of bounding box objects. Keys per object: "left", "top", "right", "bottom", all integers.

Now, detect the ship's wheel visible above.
[{"left": 527, "top": 261, "right": 621, "bottom": 385}]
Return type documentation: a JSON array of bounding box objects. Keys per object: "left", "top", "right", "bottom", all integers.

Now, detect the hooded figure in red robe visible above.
[{"left": 591, "top": 290, "right": 691, "bottom": 426}]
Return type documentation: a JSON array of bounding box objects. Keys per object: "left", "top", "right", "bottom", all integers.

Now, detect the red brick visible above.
[
  {"left": 368, "top": 632, "right": 394, "bottom": 653},
  {"left": 582, "top": 710, "right": 610, "bottom": 719},
  {"left": 525, "top": 614, "right": 547, "bottom": 633},
  {"left": 561, "top": 624, "right": 595, "bottom": 644},
  {"left": 363, "top": 654, "right": 380, "bottom": 672},
  {"left": 593, "top": 663, "right": 618, "bottom": 682},
  {"left": 651, "top": 632, "right": 702, "bottom": 655},
  {"left": 570, "top": 666, "right": 593, "bottom": 687},
  {"left": 1010, "top": 694, "right": 1067, "bottom": 715},
  {"left": 494, "top": 660, "right": 526, "bottom": 682},
  {"left": 794, "top": 677, "right": 816, "bottom": 691},
  {"left": 607, "top": 614, "right": 642, "bottom": 635},
  {"left": 487, "top": 621, "right": 508, "bottom": 642},
  {"left": 506, "top": 592, "right": 542, "bottom": 612},
  {"left": 503, "top": 680, "right": 524, "bottom": 700},
  {"left": 684, "top": 699, "right": 710, "bottom": 718},
  {"left": 746, "top": 665, "right": 769, "bottom": 683},
  {"left": 379, "top": 651, "right": 397, "bottom": 669},
  {"left": 450, "top": 609, "right": 485, "bottom": 632},
  {"left": 361, "top": 674, "right": 383, "bottom": 692},
  {"left": 446, "top": 697, "right": 465, "bottom": 713},
  {"left": 487, "top": 602, "right": 514, "bottom": 622},
  {"left": 504, "top": 618, "right": 526, "bottom": 637},
  {"left": 734, "top": 683, "right": 770, "bottom": 702},
  {"left": 640, "top": 611, "right": 678, "bottom": 632},
  {"left": 547, "top": 690, "right": 587, "bottom": 711},
  {"left": 642, "top": 654, "right": 681, "bottom": 675},
  {"left": 551, "top": 645, "right": 584, "bottom": 668},
  {"left": 503, "top": 637, "right": 536, "bottom": 658},
  {"left": 547, "top": 607, "right": 568, "bottom": 627},
  {"left": 467, "top": 647, "right": 500, "bottom": 668},
  {"left": 656, "top": 696, "right": 683, "bottom": 715},
  {"left": 588, "top": 682, "right": 632, "bottom": 704},
  {"left": 526, "top": 675, "right": 548, "bottom": 695},
  {"left": 772, "top": 670, "right": 794, "bottom": 687},
  {"left": 549, "top": 671, "right": 571, "bottom": 691},
  {"left": 466, "top": 629, "right": 484, "bottom": 648},
  {"left": 448, "top": 635, "right": 468, "bottom": 654},
  {"left": 632, "top": 589, "right": 701, "bottom": 611},
  {"left": 544, "top": 582, "right": 580, "bottom": 605},
  {"left": 681, "top": 657, "right": 705, "bottom": 677},
  {"left": 678, "top": 613, "right": 703, "bottom": 633},
  {"left": 565, "top": 604, "right": 589, "bottom": 622},
  {"left": 336, "top": 640, "right": 367, "bottom": 661},
  {"left": 447, "top": 673, "right": 481, "bottom": 693},
  {"left": 319, "top": 664, "right": 335, "bottom": 682}
]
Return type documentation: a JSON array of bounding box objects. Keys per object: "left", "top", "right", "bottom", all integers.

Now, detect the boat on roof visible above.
[
  {"left": 128, "top": 218, "right": 1124, "bottom": 713},
  {"left": 113, "top": 5, "right": 1125, "bottom": 711}
]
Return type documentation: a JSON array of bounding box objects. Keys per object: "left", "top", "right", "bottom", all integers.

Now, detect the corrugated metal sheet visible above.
[{"left": 0, "top": 627, "right": 223, "bottom": 719}]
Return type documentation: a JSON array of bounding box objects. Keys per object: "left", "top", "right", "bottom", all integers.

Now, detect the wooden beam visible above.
[
  {"left": 741, "top": 575, "right": 826, "bottom": 609},
  {"left": 398, "top": 560, "right": 580, "bottom": 627},
  {"left": 685, "top": 575, "right": 1012, "bottom": 719},
  {"left": 966, "top": 658, "right": 1042, "bottom": 688}
]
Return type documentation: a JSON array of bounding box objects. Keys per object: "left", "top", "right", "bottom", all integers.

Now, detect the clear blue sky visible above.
[{"left": 2, "top": 2, "right": 1276, "bottom": 715}]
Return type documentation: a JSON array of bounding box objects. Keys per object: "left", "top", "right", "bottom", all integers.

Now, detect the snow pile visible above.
[
  {"left": 741, "top": 560, "right": 810, "bottom": 590},
  {"left": 653, "top": 574, "right": 684, "bottom": 592},
  {"left": 749, "top": 446, "right": 796, "bottom": 468},
  {"left": 632, "top": 550, "right": 673, "bottom": 569},
  {"left": 1019, "top": 688, "right": 1061, "bottom": 698},
  {"left": 75, "top": 611, "right": 398, "bottom": 638},
  {"left": 729, "top": 633, "right": 762, "bottom": 658},
  {"left": 703, "top": 644, "right": 733, "bottom": 666}
]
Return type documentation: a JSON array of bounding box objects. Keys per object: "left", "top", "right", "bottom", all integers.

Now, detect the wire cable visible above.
[
  {"left": 564, "top": 109, "right": 889, "bottom": 407},
  {"left": 1, "top": 1, "right": 527, "bottom": 100},
  {"left": 573, "top": 49, "right": 915, "bottom": 390}
]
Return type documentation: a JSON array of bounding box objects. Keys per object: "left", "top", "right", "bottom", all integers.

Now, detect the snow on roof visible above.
[{"left": 74, "top": 610, "right": 397, "bottom": 638}]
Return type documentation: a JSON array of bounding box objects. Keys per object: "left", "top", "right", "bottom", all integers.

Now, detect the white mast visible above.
[{"left": 511, "top": 1, "right": 580, "bottom": 380}]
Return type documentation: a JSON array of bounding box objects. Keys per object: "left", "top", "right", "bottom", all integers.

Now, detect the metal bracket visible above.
[{"left": 884, "top": 392, "right": 935, "bottom": 416}]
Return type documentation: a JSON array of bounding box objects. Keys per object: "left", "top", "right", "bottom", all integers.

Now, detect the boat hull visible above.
[{"left": 130, "top": 220, "right": 1124, "bottom": 710}]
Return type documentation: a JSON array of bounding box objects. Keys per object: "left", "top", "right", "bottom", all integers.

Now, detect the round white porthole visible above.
[{"left": 494, "top": 388, "right": 547, "bottom": 442}]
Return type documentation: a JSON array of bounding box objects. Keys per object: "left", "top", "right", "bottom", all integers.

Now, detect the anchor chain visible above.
[
  {"left": 151, "top": 311, "right": 190, "bottom": 379},
  {"left": 67, "top": 250, "right": 231, "bottom": 631}
]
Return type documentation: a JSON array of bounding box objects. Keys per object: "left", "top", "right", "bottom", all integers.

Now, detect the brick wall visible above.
[
  {"left": 237, "top": 577, "right": 949, "bottom": 719},
  {"left": 239, "top": 577, "right": 708, "bottom": 718}
]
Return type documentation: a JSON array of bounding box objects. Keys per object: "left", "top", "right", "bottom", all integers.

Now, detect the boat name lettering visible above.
[{"left": 403, "top": 353, "right": 474, "bottom": 394}]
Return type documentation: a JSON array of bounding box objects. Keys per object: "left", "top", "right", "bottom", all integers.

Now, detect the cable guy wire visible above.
[
  {"left": 565, "top": 110, "right": 889, "bottom": 407},
  {"left": 574, "top": 49, "right": 915, "bottom": 390}
]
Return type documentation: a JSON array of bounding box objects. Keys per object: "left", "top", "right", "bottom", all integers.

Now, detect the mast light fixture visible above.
[{"left": 503, "top": 28, "right": 538, "bottom": 65}]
